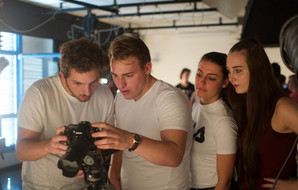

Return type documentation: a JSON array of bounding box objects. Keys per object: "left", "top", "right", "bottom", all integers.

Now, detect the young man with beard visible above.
[{"left": 16, "top": 38, "right": 115, "bottom": 190}]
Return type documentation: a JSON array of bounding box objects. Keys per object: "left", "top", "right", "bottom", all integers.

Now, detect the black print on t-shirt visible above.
[
  {"left": 193, "top": 126, "right": 205, "bottom": 143},
  {"left": 192, "top": 121, "right": 196, "bottom": 129}
]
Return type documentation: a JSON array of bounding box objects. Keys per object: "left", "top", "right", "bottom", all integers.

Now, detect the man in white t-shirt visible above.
[
  {"left": 16, "top": 39, "right": 115, "bottom": 190},
  {"left": 91, "top": 33, "right": 192, "bottom": 190}
]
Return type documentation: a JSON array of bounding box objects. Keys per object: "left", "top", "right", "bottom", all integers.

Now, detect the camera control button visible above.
[{"left": 83, "top": 155, "right": 95, "bottom": 166}]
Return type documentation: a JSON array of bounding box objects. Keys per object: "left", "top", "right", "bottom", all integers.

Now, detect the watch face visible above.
[
  {"left": 135, "top": 134, "right": 142, "bottom": 143},
  {"left": 129, "top": 133, "right": 142, "bottom": 152}
]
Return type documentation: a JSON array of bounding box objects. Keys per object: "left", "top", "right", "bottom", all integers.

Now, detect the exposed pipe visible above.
[
  {"left": 96, "top": 8, "right": 217, "bottom": 18},
  {"left": 126, "top": 21, "right": 238, "bottom": 31},
  {"left": 61, "top": 0, "right": 118, "bottom": 14}
]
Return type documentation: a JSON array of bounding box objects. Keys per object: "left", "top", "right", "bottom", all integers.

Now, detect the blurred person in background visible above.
[
  {"left": 176, "top": 68, "right": 195, "bottom": 101},
  {"left": 287, "top": 74, "right": 298, "bottom": 103}
]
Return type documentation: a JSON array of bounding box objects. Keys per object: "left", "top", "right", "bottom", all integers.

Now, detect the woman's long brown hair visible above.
[{"left": 227, "top": 39, "right": 284, "bottom": 190}]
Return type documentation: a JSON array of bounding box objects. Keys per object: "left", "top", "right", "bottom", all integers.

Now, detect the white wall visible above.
[{"left": 140, "top": 27, "right": 293, "bottom": 86}]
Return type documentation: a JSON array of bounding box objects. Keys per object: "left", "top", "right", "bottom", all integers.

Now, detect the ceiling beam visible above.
[
  {"left": 47, "top": 0, "right": 205, "bottom": 15},
  {"left": 112, "top": 0, "right": 202, "bottom": 8},
  {"left": 61, "top": 0, "right": 118, "bottom": 14},
  {"left": 126, "top": 19, "right": 238, "bottom": 31},
  {"left": 96, "top": 7, "right": 217, "bottom": 18}
]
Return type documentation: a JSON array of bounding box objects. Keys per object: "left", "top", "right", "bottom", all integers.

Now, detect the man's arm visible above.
[
  {"left": 108, "top": 151, "right": 123, "bottom": 190},
  {"left": 134, "top": 129, "right": 187, "bottom": 167},
  {"left": 92, "top": 123, "right": 187, "bottom": 167},
  {"left": 16, "top": 126, "right": 68, "bottom": 161}
]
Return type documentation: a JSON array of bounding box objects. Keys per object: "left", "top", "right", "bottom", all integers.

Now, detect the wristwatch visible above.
[{"left": 128, "top": 133, "right": 142, "bottom": 152}]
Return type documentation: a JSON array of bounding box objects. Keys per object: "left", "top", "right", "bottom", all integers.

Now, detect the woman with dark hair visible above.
[
  {"left": 226, "top": 38, "right": 298, "bottom": 190},
  {"left": 190, "top": 52, "right": 237, "bottom": 190}
]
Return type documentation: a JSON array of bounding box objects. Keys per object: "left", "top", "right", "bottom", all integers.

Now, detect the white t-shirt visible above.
[
  {"left": 115, "top": 80, "right": 192, "bottom": 190},
  {"left": 17, "top": 73, "right": 115, "bottom": 190},
  {"left": 190, "top": 98, "right": 237, "bottom": 188}
]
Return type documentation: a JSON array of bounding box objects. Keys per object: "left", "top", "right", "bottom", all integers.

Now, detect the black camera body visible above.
[
  {"left": 58, "top": 121, "right": 116, "bottom": 190},
  {"left": 58, "top": 121, "right": 99, "bottom": 176}
]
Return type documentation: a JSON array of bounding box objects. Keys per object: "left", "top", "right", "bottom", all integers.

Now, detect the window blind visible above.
[{"left": 0, "top": 32, "right": 18, "bottom": 147}]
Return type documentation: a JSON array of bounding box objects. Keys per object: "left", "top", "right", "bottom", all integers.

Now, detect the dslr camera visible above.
[{"left": 58, "top": 121, "right": 116, "bottom": 190}]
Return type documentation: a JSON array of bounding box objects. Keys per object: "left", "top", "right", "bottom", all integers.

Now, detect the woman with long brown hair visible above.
[{"left": 226, "top": 38, "right": 298, "bottom": 190}]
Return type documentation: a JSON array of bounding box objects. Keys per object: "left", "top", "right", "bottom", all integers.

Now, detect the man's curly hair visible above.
[{"left": 59, "top": 38, "right": 109, "bottom": 78}]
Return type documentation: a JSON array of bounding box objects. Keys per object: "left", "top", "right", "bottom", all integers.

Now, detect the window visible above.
[
  {"left": 22, "top": 54, "right": 60, "bottom": 93},
  {"left": 0, "top": 32, "right": 60, "bottom": 149},
  {"left": 0, "top": 32, "right": 20, "bottom": 148}
]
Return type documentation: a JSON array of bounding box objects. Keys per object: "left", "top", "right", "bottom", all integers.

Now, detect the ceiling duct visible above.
[{"left": 203, "top": 0, "right": 248, "bottom": 19}]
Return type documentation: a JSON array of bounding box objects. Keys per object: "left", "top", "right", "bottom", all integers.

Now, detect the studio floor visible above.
[{"left": 0, "top": 164, "right": 22, "bottom": 190}]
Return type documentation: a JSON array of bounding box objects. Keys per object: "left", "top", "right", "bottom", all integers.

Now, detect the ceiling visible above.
[
  {"left": 20, "top": 0, "right": 245, "bottom": 34},
  {"left": 5, "top": 0, "right": 298, "bottom": 46}
]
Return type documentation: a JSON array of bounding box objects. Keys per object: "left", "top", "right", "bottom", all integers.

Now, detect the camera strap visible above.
[{"left": 271, "top": 135, "right": 298, "bottom": 190}]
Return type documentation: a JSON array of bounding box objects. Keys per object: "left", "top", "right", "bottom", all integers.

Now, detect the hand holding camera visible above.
[
  {"left": 91, "top": 122, "right": 135, "bottom": 151},
  {"left": 46, "top": 125, "right": 68, "bottom": 155},
  {"left": 57, "top": 121, "right": 117, "bottom": 190}
]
